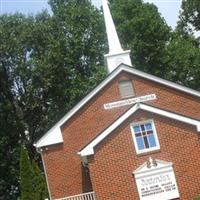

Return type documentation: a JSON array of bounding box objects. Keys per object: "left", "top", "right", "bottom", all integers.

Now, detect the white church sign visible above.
[
  {"left": 104, "top": 94, "right": 156, "bottom": 110},
  {"left": 133, "top": 157, "right": 180, "bottom": 200}
]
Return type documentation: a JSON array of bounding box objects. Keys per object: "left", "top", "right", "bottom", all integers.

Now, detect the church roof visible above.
[{"left": 34, "top": 64, "right": 200, "bottom": 148}]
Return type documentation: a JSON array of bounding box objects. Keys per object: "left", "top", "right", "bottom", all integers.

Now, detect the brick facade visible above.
[
  {"left": 41, "top": 71, "right": 200, "bottom": 199},
  {"left": 89, "top": 111, "right": 200, "bottom": 200}
]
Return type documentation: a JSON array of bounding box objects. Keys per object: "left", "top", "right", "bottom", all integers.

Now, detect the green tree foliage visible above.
[
  {"left": 31, "top": 161, "right": 48, "bottom": 200},
  {"left": 0, "top": 14, "right": 35, "bottom": 199},
  {"left": 109, "top": 0, "right": 170, "bottom": 75},
  {"left": 37, "top": 0, "right": 106, "bottom": 116},
  {"left": 173, "top": 0, "right": 200, "bottom": 90},
  {"left": 178, "top": 0, "right": 200, "bottom": 34},
  {"left": 20, "top": 147, "right": 48, "bottom": 200},
  {"left": 0, "top": 1, "right": 106, "bottom": 199},
  {"left": 20, "top": 147, "right": 35, "bottom": 200},
  {"left": 164, "top": 34, "right": 200, "bottom": 90}
]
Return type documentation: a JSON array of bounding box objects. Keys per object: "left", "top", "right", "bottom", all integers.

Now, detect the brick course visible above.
[{"left": 41, "top": 72, "right": 200, "bottom": 199}]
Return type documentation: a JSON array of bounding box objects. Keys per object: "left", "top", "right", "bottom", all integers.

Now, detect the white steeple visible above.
[{"left": 102, "top": 0, "right": 132, "bottom": 73}]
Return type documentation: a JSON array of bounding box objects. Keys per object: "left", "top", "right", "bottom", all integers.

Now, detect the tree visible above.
[
  {"left": 0, "top": 14, "right": 35, "bottom": 200},
  {"left": 178, "top": 0, "right": 200, "bottom": 35},
  {"left": 109, "top": 0, "right": 171, "bottom": 75},
  {"left": 20, "top": 147, "right": 48, "bottom": 200},
  {"left": 164, "top": 33, "right": 200, "bottom": 90},
  {"left": 170, "top": 0, "right": 200, "bottom": 90},
  {"left": 31, "top": 161, "right": 49, "bottom": 200},
  {"left": 20, "top": 147, "right": 35, "bottom": 200},
  {"left": 0, "top": 1, "right": 106, "bottom": 198},
  {"left": 19, "top": 0, "right": 107, "bottom": 148}
]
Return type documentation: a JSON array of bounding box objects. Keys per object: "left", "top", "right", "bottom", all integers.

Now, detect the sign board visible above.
[
  {"left": 133, "top": 158, "right": 180, "bottom": 200},
  {"left": 104, "top": 94, "right": 156, "bottom": 110}
]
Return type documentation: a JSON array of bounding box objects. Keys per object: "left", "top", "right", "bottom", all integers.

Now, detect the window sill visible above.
[{"left": 136, "top": 149, "right": 161, "bottom": 157}]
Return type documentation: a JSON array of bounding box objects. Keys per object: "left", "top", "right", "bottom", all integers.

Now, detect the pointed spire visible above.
[
  {"left": 102, "top": 0, "right": 123, "bottom": 54},
  {"left": 102, "top": 0, "right": 132, "bottom": 73}
]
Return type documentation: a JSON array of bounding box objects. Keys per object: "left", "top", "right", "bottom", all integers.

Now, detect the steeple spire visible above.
[
  {"left": 102, "top": 0, "right": 132, "bottom": 73},
  {"left": 102, "top": 0, "right": 123, "bottom": 54}
]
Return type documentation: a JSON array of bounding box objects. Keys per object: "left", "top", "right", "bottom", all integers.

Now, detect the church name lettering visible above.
[
  {"left": 141, "top": 174, "right": 170, "bottom": 186},
  {"left": 104, "top": 94, "right": 156, "bottom": 110},
  {"left": 136, "top": 172, "right": 179, "bottom": 200}
]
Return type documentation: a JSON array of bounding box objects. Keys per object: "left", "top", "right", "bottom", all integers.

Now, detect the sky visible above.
[{"left": 0, "top": 0, "right": 182, "bottom": 29}]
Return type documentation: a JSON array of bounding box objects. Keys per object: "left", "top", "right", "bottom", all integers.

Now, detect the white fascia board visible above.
[
  {"left": 140, "top": 104, "right": 200, "bottom": 132},
  {"left": 79, "top": 103, "right": 200, "bottom": 157},
  {"left": 34, "top": 127, "right": 63, "bottom": 148},
  {"left": 79, "top": 103, "right": 140, "bottom": 157},
  {"left": 35, "top": 64, "right": 200, "bottom": 148}
]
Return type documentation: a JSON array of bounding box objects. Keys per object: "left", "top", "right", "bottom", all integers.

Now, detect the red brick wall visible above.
[
  {"left": 42, "top": 74, "right": 129, "bottom": 199},
  {"left": 41, "top": 71, "right": 200, "bottom": 199},
  {"left": 89, "top": 111, "right": 200, "bottom": 200},
  {"left": 132, "top": 74, "right": 200, "bottom": 120}
]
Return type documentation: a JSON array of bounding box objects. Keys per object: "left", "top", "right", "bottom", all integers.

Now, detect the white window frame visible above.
[{"left": 130, "top": 119, "right": 160, "bottom": 154}]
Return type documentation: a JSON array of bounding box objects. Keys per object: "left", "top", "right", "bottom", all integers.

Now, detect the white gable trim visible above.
[
  {"left": 123, "top": 65, "right": 200, "bottom": 97},
  {"left": 34, "top": 64, "right": 200, "bottom": 148},
  {"left": 79, "top": 103, "right": 139, "bottom": 156},
  {"left": 140, "top": 104, "right": 200, "bottom": 129},
  {"left": 78, "top": 103, "right": 200, "bottom": 157}
]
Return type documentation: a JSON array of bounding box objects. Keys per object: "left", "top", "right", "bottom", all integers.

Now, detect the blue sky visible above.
[{"left": 0, "top": 0, "right": 182, "bottom": 29}]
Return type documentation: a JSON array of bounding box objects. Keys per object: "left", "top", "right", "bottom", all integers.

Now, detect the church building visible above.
[{"left": 34, "top": 0, "right": 200, "bottom": 199}]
